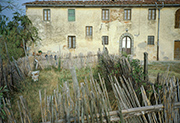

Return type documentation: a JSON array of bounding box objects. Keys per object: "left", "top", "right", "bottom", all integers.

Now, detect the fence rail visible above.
[{"left": 1, "top": 49, "right": 180, "bottom": 123}]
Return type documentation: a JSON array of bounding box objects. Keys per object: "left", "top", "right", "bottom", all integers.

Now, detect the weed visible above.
[{"left": 0, "top": 86, "right": 8, "bottom": 120}]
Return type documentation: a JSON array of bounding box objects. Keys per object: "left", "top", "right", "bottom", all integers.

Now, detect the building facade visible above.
[{"left": 25, "top": 0, "right": 180, "bottom": 60}]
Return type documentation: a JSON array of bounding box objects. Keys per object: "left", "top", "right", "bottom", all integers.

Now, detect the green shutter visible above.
[{"left": 68, "top": 9, "right": 75, "bottom": 21}]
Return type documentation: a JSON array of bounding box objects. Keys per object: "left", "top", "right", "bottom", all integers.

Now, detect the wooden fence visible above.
[
  {"left": 37, "top": 68, "right": 180, "bottom": 123},
  {"left": 38, "top": 52, "right": 98, "bottom": 69},
  {"left": 1, "top": 50, "right": 180, "bottom": 123}
]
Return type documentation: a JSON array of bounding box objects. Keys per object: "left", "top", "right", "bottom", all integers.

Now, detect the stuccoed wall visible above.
[{"left": 26, "top": 6, "right": 180, "bottom": 60}]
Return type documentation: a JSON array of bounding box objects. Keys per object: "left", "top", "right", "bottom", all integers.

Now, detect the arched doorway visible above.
[
  {"left": 122, "top": 36, "right": 131, "bottom": 54},
  {"left": 119, "top": 33, "right": 134, "bottom": 55}
]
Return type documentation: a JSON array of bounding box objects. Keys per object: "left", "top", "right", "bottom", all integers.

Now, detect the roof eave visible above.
[{"left": 25, "top": 4, "right": 180, "bottom": 7}]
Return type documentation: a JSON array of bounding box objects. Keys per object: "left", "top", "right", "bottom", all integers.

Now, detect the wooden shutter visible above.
[
  {"left": 175, "top": 9, "right": 180, "bottom": 28},
  {"left": 73, "top": 36, "right": 76, "bottom": 48},
  {"left": 68, "top": 9, "right": 75, "bottom": 21}
]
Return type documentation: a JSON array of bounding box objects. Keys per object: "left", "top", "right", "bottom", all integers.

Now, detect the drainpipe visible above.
[{"left": 156, "top": 2, "right": 164, "bottom": 61}]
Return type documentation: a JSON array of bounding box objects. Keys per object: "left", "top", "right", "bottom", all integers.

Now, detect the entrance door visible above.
[
  {"left": 122, "top": 36, "right": 131, "bottom": 54},
  {"left": 174, "top": 41, "right": 180, "bottom": 60}
]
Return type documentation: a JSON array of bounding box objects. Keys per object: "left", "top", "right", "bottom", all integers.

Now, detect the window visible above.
[
  {"left": 68, "top": 9, "right": 75, "bottom": 21},
  {"left": 124, "top": 9, "right": 131, "bottom": 20},
  {"left": 175, "top": 9, "right": 180, "bottom": 28},
  {"left": 102, "top": 9, "right": 109, "bottom": 20},
  {"left": 86, "top": 26, "right": 93, "bottom": 36},
  {"left": 148, "top": 9, "right": 156, "bottom": 20},
  {"left": 148, "top": 36, "right": 154, "bottom": 45},
  {"left": 68, "top": 36, "right": 76, "bottom": 49},
  {"left": 102, "top": 36, "right": 109, "bottom": 45},
  {"left": 43, "top": 9, "right": 50, "bottom": 21}
]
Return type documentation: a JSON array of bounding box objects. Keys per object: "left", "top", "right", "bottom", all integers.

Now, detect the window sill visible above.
[
  {"left": 102, "top": 20, "right": 110, "bottom": 23},
  {"left": 69, "top": 49, "right": 76, "bottom": 52},
  {"left": 68, "top": 21, "right": 75, "bottom": 22},
  {"left": 86, "top": 37, "right": 93, "bottom": 41},
  {"left": 43, "top": 20, "right": 51, "bottom": 23},
  {"left": 123, "top": 20, "right": 131, "bottom": 24}
]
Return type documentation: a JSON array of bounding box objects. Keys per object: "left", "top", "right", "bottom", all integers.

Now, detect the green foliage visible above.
[
  {"left": 129, "top": 59, "right": 145, "bottom": 94},
  {"left": 121, "top": 52, "right": 128, "bottom": 58},
  {"left": 130, "top": 59, "right": 144, "bottom": 83},
  {"left": 0, "top": 86, "right": 8, "bottom": 120},
  {"left": 38, "top": 50, "right": 42, "bottom": 54},
  {"left": 0, "top": 12, "right": 40, "bottom": 60}
]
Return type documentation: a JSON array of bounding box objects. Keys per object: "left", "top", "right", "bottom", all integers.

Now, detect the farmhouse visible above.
[{"left": 24, "top": 0, "right": 180, "bottom": 60}]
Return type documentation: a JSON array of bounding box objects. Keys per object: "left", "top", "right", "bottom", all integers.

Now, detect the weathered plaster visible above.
[{"left": 26, "top": 6, "right": 180, "bottom": 60}]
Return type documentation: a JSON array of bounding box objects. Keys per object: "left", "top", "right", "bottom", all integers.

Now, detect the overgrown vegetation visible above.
[
  {"left": 6, "top": 58, "right": 180, "bottom": 122},
  {"left": 0, "top": 0, "right": 40, "bottom": 60},
  {"left": 0, "top": 13, "right": 40, "bottom": 60},
  {"left": 0, "top": 1, "right": 41, "bottom": 121},
  {"left": 0, "top": 86, "right": 8, "bottom": 120},
  {"left": 11, "top": 67, "right": 94, "bottom": 122},
  {"left": 148, "top": 61, "right": 180, "bottom": 79}
]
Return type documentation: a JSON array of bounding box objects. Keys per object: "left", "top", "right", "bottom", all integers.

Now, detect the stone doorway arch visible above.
[{"left": 119, "top": 33, "right": 134, "bottom": 55}]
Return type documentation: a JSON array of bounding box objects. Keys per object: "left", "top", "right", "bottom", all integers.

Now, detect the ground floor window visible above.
[
  {"left": 102, "top": 36, "right": 109, "bottom": 45},
  {"left": 68, "top": 36, "right": 76, "bottom": 49},
  {"left": 148, "top": 36, "right": 154, "bottom": 45}
]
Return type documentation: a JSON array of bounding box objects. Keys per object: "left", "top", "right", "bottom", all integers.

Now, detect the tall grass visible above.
[{"left": 11, "top": 66, "right": 97, "bottom": 122}]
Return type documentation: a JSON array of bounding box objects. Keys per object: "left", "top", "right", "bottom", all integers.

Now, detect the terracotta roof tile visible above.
[{"left": 24, "top": 0, "right": 180, "bottom": 6}]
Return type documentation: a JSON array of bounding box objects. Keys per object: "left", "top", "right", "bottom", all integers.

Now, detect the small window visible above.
[
  {"left": 86, "top": 26, "right": 93, "bottom": 36},
  {"left": 175, "top": 9, "right": 180, "bottom": 28},
  {"left": 124, "top": 9, "right": 131, "bottom": 20},
  {"left": 102, "top": 9, "right": 109, "bottom": 20},
  {"left": 43, "top": 9, "right": 50, "bottom": 21},
  {"left": 148, "top": 9, "right": 156, "bottom": 20},
  {"left": 148, "top": 36, "right": 154, "bottom": 45},
  {"left": 68, "top": 36, "right": 76, "bottom": 49},
  {"left": 68, "top": 9, "right": 75, "bottom": 21},
  {"left": 102, "top": 36, "right": 109, "bottom": 45}
]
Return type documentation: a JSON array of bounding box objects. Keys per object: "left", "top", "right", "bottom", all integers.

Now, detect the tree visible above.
[
  {"left": 0, "top": 12, "right": 41, "bottom": 60},
  {"left": 0, "top": 0, "right": 22, "bottom": 12}
]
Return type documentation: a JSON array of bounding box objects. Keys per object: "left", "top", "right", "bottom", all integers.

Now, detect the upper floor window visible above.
[
  {"left": 148, "top": 9, "right": 156, "bottom": 20},
  {"left": 68, "top": 9, "right": 75, "bottom": 21},
  {"left": 43, "top": 9, "right": 50, "bottom": 21},
  {"left": 124, "top": 9, "right": 131, "bottom": 20},
  {"left": 86, "top": 26, "right": 93, "bottom": 37},
  {"left": 102, "top": 9, "right": 109, "bottom": 20},
  {"left": 148, "top": 36, "right": 154, "bottom": 45},
  {"left": 102, "top": 36, "right": 109, "bottom": 45},
  {"left": 175, "top": 9, "right": 180, "bottom": 28},
  {"left": 68, "top": 36, "right": 76, "bottom": 49}
]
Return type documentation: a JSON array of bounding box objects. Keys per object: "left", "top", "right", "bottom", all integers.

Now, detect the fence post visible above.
[
  {"left": 97, "top": 48, "right": 101, "bottom": 64},
  {"left": 144, "top": 52, "right": 148, "bottom": 82}
]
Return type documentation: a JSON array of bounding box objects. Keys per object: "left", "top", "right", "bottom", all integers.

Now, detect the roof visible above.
[{"left": 24, "top": 0, "right": 180, "bottom": 7}]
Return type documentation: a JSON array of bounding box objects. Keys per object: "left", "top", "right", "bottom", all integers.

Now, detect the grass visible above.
[
  {"left": 148, "top": 61, "right": 180, "bottom": 79},
  {"left": 11, "top": 66, "right": 96, "bottom": 123},
  {"left": 10, "top": 61, "right": 180, "bottom": 122}
]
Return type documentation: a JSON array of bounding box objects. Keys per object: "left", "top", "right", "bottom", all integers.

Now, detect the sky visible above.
[{"left": 1, "top": 0, "right": 32, "bottom": 21}]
